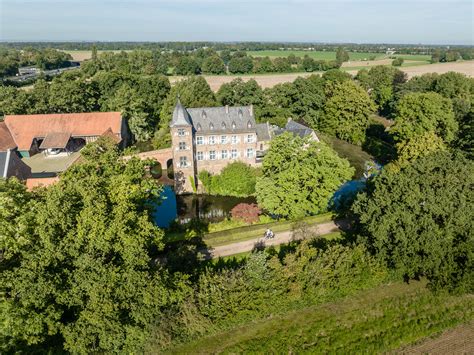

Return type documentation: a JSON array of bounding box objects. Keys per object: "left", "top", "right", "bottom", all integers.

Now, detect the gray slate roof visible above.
[
  {"left": 170, "top": 99, "right": 193, "bottom": 127},
  {"left": 255, "top": 123, "right": 271, "bottom": 141},
  {"left": 274, "top": 120, "right": 316, "bottom": 139},
  {"left": 170, "top": 102, "right": 257, "bottom": 134}
]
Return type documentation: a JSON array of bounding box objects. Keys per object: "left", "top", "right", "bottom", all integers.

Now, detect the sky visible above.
[{"left": 0, "top": 0, "right": 473, "bottom": 44}]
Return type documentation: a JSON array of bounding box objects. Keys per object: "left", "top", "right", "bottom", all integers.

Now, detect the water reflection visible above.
[{"left": 177, "top": 194, "right": 256, "bottom": 223}]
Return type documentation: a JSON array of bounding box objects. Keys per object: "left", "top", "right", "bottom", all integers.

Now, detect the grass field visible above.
[
  {"left": 169, "top": 280, "right": 474, "bottom": 353},
  {"left": 247, "top": 50, "right": 431, "bottom": 62}
]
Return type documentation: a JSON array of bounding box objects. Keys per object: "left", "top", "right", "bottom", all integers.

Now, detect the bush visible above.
[
  {"left": 231, "top": 203, "right": 261, "bottom": 224},
  {"left": 392, "top": 58, "right": 404, "bottom": 66}
]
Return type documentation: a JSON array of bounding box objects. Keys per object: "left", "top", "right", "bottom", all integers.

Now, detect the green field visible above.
[
  {"left": 247, "top": 50, "right": 431, "bottom": 62},
  {"left": 169, "top": 280, "right": 474, "bottom": 353}
]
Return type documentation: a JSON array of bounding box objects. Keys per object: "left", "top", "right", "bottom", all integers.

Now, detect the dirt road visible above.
[{"left": 207, "top": 220, "right": 341, "bottom": 259}]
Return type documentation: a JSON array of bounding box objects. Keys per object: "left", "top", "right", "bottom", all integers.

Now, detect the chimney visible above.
[
  {"left": 225, "top": 105, "right": 229, "bottom": 114},
  {"left": 249, "top": 104, "right": 254, "bottom": 116}
]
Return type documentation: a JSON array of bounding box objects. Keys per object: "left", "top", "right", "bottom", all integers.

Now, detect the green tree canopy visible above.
[
  {"left": 256, "top": 132, "right": 354, "bottom": 219},
  {"left": 353, "top": 152, "right": 473, "bottom": 291},
  {"left": 201, "top": 55, "right": 226, "bottom": 74},
  {"left": 321, "top": 80, "right": 376, "bottom": 145},
  {"left": 356, "top": 65, "right": 407, "bottom": 113},
  {"left": 216, "top": 78, "right": 264, "bottom": 113},
  {"left": 1, "top": 138, "right": 186, "bottom": 353},
  {"left": 199, "top": 162, "right": 258, "bottom": 197},
  {"left": 155, "top": 76, "right": 217, "bottom": 148},
  {"left": 390, "top": 92, "right": 458, "bottom": 143}
]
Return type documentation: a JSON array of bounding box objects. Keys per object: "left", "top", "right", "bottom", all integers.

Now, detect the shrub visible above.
[{"left": 231, "top": 203, "right": 261, "bottom": 224}]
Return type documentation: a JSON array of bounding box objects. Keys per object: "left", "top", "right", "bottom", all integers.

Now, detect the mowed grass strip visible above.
[
  {"left": 204, "top": 213, "right": 334, "bottom": 247},
  {"left": 169, "top": 280, "right": 474, "bottom": 354}
]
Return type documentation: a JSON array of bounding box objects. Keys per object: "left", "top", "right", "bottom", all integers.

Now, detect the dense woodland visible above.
[{"left": 0, "top": 44, "right": 473, "bottom": 352}]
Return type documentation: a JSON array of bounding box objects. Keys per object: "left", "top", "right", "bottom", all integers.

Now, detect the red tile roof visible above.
[
  {"left": 0, "top": 121, "right": 17, "bottom": 151},
  {"left": 26, "top": 177, "right": 59, "bottom": 190},
  {"left": 4, "top": 112, "right": 123, "bottom": 151}
]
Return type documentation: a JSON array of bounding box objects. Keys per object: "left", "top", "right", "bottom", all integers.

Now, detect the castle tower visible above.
[{"left": 170, "top": 99, "right": 196, "bottom": 193}]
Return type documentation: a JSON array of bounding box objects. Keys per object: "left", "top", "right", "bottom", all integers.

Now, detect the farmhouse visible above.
[
  {"left": 170, "top": 100, "right": 317, "bottom": 193},
  {"left": 0, "top": 112, "right": 128, "bottom": 184}
]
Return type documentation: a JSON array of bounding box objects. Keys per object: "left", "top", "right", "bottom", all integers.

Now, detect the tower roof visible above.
[{"left": 170, "top": 99, "right": 192, "bottom": 127}]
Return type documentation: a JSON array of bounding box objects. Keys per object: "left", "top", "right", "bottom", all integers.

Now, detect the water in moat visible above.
[{"left": 152, "top": 185, "right": 256, "bottom": 227}]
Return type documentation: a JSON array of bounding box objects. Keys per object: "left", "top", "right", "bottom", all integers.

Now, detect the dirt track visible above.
[
  {"left": 396, "top": 322, "right": 474, "bottom": 354},
  {"left": 171, "top": 61, "right": 474, "bottom": 91}
]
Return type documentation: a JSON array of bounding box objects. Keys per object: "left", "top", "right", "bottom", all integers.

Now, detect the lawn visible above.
[{"left": 169, "top": 280, "right": 474, "bottom": 353}]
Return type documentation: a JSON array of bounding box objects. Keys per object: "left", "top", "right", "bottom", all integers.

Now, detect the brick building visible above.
[{"left": 170, "top": 100, "right": 317, "bottom": 193}]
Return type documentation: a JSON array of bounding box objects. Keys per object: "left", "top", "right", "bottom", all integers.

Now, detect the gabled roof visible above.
[
  {"left": 0, "top": 121, "right": 17, "bottom": 151},
  {"left": 273, "top": 119, "right": 318, "bottom": 140},
  {"left": 170, "top": 99, "right": 192, "bottom": 127},
  {"left": 4, "top": 112, "right": 123, "bottom": 151},
  {"left": 285, "top": 120, "right": 315, "bottom": 138}
]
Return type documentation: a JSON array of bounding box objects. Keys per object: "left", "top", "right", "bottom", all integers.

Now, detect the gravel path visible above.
[{"left": 207, "top": 221, "right": 342, "bottom": 259}]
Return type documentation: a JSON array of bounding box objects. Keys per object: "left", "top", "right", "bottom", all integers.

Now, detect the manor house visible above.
[{"left": 170, "top": 99, "right": 318, "bottom": 193}]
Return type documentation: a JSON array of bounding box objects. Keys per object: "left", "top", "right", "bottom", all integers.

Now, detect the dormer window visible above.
[
  {"left": 232, "top": 121, "right": 236, "bottom": 129},
  {"left": 238, "top": 109, "right": 243, "bottom": 118},
  {"left": 247, "top": 120, "right": 252, "bottom": 129},
  {"left": 221, "top": 122, "right": 226, "bottom": 129},
  {"left": 209, "top": 123, "right": 214, "bottom": 130},
  {"left": 201, "top": 110, "right": 207, "bottom": 118},
  {"left": 196, "top": 123, "right": 202, "bottom": 131}
]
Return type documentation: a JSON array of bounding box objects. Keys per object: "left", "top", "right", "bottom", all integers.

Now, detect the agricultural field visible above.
[
  {"left": 169, "top": 280, "right": 473, "bottom": 353},
  {"left": 63, "top": 50, "right": 129, "bottom": 61},
  {"left": 247, "top": 50, "right": 432, "bottom": 62}
]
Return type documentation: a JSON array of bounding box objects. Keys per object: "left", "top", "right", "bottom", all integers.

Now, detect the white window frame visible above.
[
  {"left": 179, "top": 156, "right": 188, "bottom": 168},
  {"left": 231, "top": 135, "right": 237, "bottom": 144},
  {"left": 221, "top": 150, "right": 228, "bottom": 159},
  {"left": 231, "top": 149, "right": 237, "bottom": 159},
  {"left": 246, "top": 134, "right": 254, "bottom": 143},
  {"left": 246, "top": 148, "right": 254, "bottom": 158},
  {"left": 196, "top": 136, "right": 204, "bottom": 145},
  {"left": 209, "top": 150, "right": 216, "bottom": 160},
  {"left": 220, "top": 135, "right": 227, "bottom": 144},
  {"left": 177, "top": 129, "right": 185, "bottom": 137},
  {"left": 179, "top": 141, "right": 186, "bottom": 150},
  {"left": 197, "top": 151, "right": 204, "bottom": 161},
  {"left": 209, "top": 135, "right": 216, "bottom": 145}
]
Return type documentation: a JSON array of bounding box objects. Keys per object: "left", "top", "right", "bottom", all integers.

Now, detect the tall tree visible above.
[
  {"left": 1, "top": 138, "right": 187, "bottom": 353},
  {"left": 390, "top": 92, "right": 458, "bottom": 143},
  {"left": 321, "top": 80, "right": 376, "bottom": 145},
  {"left": 353, "top": 152, "right": 473, "bottom": 291},
  {"left": 256, "top": 132, "right": 353, "bottom": 219}
]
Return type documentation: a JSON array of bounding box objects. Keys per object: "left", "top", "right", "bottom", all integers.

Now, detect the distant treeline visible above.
[
  {"left": 2, "top": 41, "right": 473, "bottom": 55},
  {"left": 80, "top": 47, "right": 343, "bottom": 76}
]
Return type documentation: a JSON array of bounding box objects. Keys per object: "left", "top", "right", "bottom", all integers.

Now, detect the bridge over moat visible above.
[{"left": 124, "top": 148, "right": 175, "bottom": 185}]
